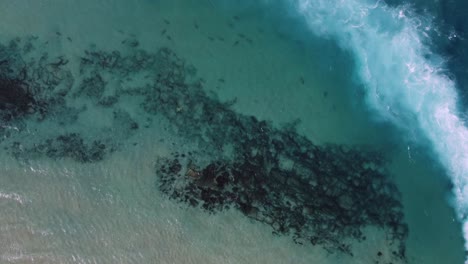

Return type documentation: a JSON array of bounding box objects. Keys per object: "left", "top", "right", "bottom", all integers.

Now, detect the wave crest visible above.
[{"left": 293, "top": 0, "right": 468, "bottom": 259}]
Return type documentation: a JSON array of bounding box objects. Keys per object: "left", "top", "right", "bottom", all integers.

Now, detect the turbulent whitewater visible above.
[{"left": 292, "top": 0, "right": 468, "bottom": 258}]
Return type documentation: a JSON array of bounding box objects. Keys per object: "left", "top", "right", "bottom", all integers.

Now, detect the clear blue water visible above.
[{"left": 0, "top": 0, "right": 467, "bottom": 263}]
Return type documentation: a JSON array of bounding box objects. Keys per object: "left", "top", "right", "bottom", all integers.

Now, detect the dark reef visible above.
[{"left": 0, "top": 36, "right": 408, "bottom": 261}]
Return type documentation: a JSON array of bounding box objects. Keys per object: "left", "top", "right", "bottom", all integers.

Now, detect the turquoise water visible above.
[{"left": 0, "top": 0, "right": 466, "bottom": 263}]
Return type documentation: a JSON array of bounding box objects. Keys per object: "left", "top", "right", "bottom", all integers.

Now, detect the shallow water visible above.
[{"left": 0, "top": 0, "right": 466, "bottom": 263}]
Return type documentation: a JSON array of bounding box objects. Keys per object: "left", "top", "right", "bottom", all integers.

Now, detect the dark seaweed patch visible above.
[
  {"left": 0, "top": 77, "right": 36, "bottom": 120},
  {"left": 12, "top": 133, "right": 109, "bottom": 163},
  {"left": 74, "top": 72, "right": 106, "bottom": 99},
  {"left": 0, "top": 36, "right": 408, "bottom": 261},
  {"left": 156, "top": 143, "right": 407, "bottom": 258}
]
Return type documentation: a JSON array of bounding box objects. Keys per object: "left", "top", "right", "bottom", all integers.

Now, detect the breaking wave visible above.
[{"left": 291, "top": 0, "right": 468, "bottom": 260}]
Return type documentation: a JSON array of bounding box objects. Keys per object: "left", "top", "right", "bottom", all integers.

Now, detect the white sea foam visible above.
[
  {"left": 0, "top": 191, "right": 28, "bottom": 205},
  {"left": 292, "top": 0, "right": 468, "bottom": 259}
]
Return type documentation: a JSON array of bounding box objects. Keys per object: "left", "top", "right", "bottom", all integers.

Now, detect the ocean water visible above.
[{"left": 0, "top": 0, "right": 466, "bottom": 263}]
